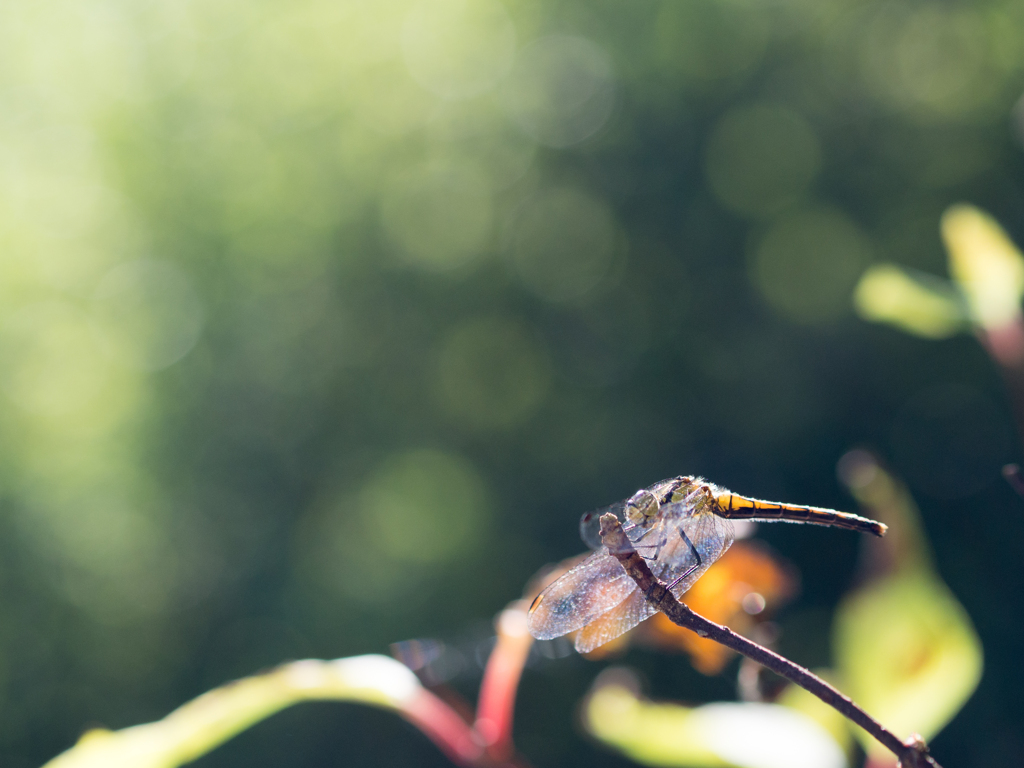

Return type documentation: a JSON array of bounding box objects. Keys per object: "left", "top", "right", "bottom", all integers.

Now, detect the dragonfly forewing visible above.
[{"left": 527, "top": 549, "right": 637, "bottom": 640}]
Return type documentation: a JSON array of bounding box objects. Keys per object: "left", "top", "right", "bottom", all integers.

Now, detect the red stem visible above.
[
  {"left": 474, "top": 604, "right": 534, "bottom": 763},
  {"left": 403, "top": 689, "right": 485, "bottom": 766}
]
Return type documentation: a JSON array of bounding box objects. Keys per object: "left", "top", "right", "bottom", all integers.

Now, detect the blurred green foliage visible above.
[
  {"left": 835, "top": 455, "right": 983, "bottom": 761},
  {"left": 43, "top": 655, "right": 445, "bottom": 768},
  {"left": 856, "top": 204, "right": 1024, "bottom": 338},
  {"left": 1, "top": 0, "right": 1023, "bottom": 765}
]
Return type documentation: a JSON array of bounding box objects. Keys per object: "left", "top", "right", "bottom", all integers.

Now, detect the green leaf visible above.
[
  {"left": 833, "top": 567, "right": 983, "bottom": 757},
  {"left": 853, "top": 264, "right": 967, "bottom": 339},
  {"left": 835, "top": 452, "right": 983, "bottom": 756},
  {"left": 942, "top": 203, "right": 1024, "bottom": 330},
  {"left": 41, "top": 655, "right": 438, "bottom": 768}
]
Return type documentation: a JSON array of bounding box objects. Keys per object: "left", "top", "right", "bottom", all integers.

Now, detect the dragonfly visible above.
[{"left": 527, "top": 475, "right": 886, "bottom": 653}]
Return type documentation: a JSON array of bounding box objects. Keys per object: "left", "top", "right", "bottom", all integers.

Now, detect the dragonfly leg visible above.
[
  {"left": 665, "top": 527, "right": 702, "bottom": 592},
  {"left": 638, "top": 532, "right": 669, "bottom": 560},
  {"left": 629, "top": 525, "right": 671, "bottom": 561}
]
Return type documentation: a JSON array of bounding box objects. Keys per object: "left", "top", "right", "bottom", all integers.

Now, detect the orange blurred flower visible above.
[{"left": 584, "top": 541, "right": 797, "bottom": 673}]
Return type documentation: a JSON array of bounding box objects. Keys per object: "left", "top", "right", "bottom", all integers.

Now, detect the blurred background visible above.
[{"left": 2, "top": 0, "right": 1024, "bottom": 766}]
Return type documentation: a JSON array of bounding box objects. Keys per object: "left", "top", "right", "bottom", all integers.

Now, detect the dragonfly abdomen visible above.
[{"left": 714, "top": 492, "right": 887, "bottom": 537}]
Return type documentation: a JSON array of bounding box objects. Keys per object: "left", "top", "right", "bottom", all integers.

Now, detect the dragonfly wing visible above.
[
  {"left": 650, "top": 501, "right": 736, "bottom": 598},
  {"left": 579, "top": 500, "right": 627, "bottom": 550},
  {"left": 572, "top": 504, "right": 738, "bottom": 652},
  {"left": 527, "top": 549, "right": 636, "bottom": 640},
  {"left": 574, "top": 589, "right": 657, "bottom": 653}
]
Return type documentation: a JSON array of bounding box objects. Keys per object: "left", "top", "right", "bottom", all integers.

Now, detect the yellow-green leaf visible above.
[
  {"left": 42, "top": 655, "right": 428, "bottom": 768},
  {"left": 833, "top": 568, "right": 983, "bottom": 758},
  {"left": 853, "top": 263, "right": 966, "bottom": 339},
  {"left": 942, "top": 203, "right": 1024, "bottom": 329}
]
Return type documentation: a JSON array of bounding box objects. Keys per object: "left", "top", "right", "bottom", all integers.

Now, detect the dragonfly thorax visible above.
[{"left": 623, "top": 488, "right": 660, "bottom": 525}]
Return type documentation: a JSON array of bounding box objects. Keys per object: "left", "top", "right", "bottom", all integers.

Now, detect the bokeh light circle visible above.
[
  {"left": 860, "top": 6, "right": 998, "bottom": 120},
  {"left": 297, "top": 449, "right": 489, "bottom": 604},
  {"left": 401, "top": 0, "right": 516, "bottom": 100},
  {"left": 502, "top": 35, "right": 615, "bottom": 148},
  {"left": 356, "top": 450, "right": 487, "bottom": 563},
  {"left": 749, "top": 207, "right": 871, "bottom": 324},
  {"left": 507, "top": 187, "right": 620, "bottom": 302},
  {"left": 705, "top": 103, "right": 821, "bottom": 217},
  {"left": 380, "top": 161, "right": 494, "bottom": 270},
  {"left": 433, "top": 316, "right": 551, "bottom": 431},
  {"left": 91, "top": 259, "right": 205, "bottom": 371}
]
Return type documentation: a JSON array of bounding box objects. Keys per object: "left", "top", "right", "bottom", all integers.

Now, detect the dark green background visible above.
[{"left": 3, "top": 0, "right": 1023, "bottom": 766}]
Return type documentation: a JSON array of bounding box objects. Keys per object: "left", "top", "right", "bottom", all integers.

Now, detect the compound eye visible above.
[{"left": 624, "top": 489, "right": 659, "bottom": 523}]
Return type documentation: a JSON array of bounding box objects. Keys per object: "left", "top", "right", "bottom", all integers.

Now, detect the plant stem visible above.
[
  {"left": 474, "top": 603, "right": 534, "bottom": 764},
  {"left": 598, "top": 513, "right": 941, "bottom": 768}
]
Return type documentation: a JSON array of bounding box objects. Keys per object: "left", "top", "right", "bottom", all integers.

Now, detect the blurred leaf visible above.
[
  {"left": 583, "top": 673, "right": 847, "bottom": 768},
  {"left": 942, "top": 204, "right": 1024, "bottom": 330},
  {"left": 41, "top": 655, "right": 481, "bottom": 768},
  {"left": 854, "top": 204, "right": 1024, "bottom": 341},
  {"left": 833, "top": 568, "right": 982, "bottom": 758},
  {"left": 835, "top": 452, "right": 983, "bottom": 758},
  {"left": 853, "top": 264, "right": 966, "bottom": 339}
]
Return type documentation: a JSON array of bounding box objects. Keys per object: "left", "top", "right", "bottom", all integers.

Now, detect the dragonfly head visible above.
[{"left": 624, "top": 488, "right": 660, "bottom": 525}]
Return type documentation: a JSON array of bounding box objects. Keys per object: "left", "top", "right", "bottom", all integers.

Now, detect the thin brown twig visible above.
[{"left": 598, "top": 513, "right": 942, "bottom": 768}]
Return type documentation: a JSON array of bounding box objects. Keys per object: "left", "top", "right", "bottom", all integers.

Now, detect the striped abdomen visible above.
[{"left": 713, "top": 492, "right": 887, "bottom": 537}]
